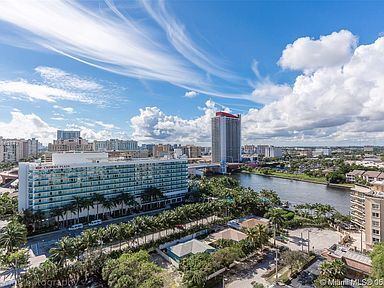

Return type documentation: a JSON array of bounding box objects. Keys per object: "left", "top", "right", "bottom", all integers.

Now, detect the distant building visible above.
[
  {"left": 211, "top": 112, "right": 241, "bottom": 163},
  {"left": 0, "top": 137, "right": 39, "bottom": 162},
  {"left": 346, "top": 170, "right": 366, "bottom": 183},
  {"left": 93, "top": 139, "right": 138, "bottom": 152},
  {"left": 48, "top": 138, "right": 93, "bottom": 152},
  {"left": 264, "top": 146, "right": 283, "bottom": 158},
  {"left": 56, "top": 130, "right": 80, "bottom": 140},
  {"left": 313, "top": 148, "right": 331, "bottom": 157},
  {"left": 153, "top": 144, "right": 172, "bottom": 158},
  {"left": 181, "top": 145, "right": 201, "bottom": 158},
  {"left": 350, "top": 182, "right": 384, "bottom": 250},
  {"left": 243, "top": 145, "right": 257, "bottom": 154}
]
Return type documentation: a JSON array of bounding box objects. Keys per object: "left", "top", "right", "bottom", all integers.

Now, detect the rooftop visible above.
[
  {"left": 210, "top": 228, "right": 247, "bottom": 242},
  {"left": 240, "top": 217, "right": 269, "bottom": 229},
  {"left": 169, "top": 239, "right": 214, "bottom": 258}
]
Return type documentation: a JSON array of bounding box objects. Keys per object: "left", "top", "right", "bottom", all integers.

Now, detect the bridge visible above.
[
  {"left": 187, "top": 163, "right": 242, "bottom": 176},
  {"left": 0, "top": 168, "right": 18, "bottom": 186}
]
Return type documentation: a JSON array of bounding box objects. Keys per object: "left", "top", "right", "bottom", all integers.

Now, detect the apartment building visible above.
[
  {"left": 93, "top": 139, "right": 138, "bottom": 152},
  {"left": 181, "top": 145, "right": 201, "bottom": 158},
  {"left": 0, "top": 137, "right": 39, "bottom": 162},
  {"left": 57, "top": 130, "right": 80, "bottom": 140},
  {"left": 153, "top": 144, "right": 172, "bottom": 158},
  {"left": 346, "top": 170, "right": 384, "bottom": 184},
  {"left": 48, "top": 138, "right": 93, "bottom": 152},
  {"left": 18, "top": 152, "right": 188, "bottom": 218},
  {"left": 211, "top": 112, "right": 241, "bottom": 164},
  {"left": 350, "top": 182, "right": 384, "bottom": 249}
]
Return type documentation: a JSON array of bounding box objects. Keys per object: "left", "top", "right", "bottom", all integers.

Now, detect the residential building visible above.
[
  {"left": 313, "top": 148, "right": 331, "bottom": 157},
  {"left": 48, "top": 138, "right": 93, "bottom": 152},
  {"left": 181, "top": 145, "right": 201, "bottom": 158},
  {"left": 264, "top": 145, "right": 283, "bottom": 158},
  {"left": 211, "top": 112, "right": 241, "bottom": 163},
  {"left": 0, "top": 138, "right": 39, "bottom": 162},
  {"left": 346, "top": 170, "right": 366, "bottom": 183},
  {"left": 107, "top": 150, "right": 149, "bottom": 159},
  {"left": 209, "top": 228, "right": 247, "bottom": 242},
  {"left": 153, "top": 144, "right": 172, "bottom": 158},
  {"left": 18, "top": 152, "right": 188, "bottom": 219},
  {"left": 362, "top": 171, "right": 382, "bottom": 183},
  {"left": 350, "top": 182, "right": 384, "bottom": 249},
  {"left": 57, "top": 130, "right": 80, "bottom": 140},
  {"left": 93, "top": 139, "right": 138, "bottom": 152},
  {"left": 243, "top": 145, "right": 257, "bottom": 154}
]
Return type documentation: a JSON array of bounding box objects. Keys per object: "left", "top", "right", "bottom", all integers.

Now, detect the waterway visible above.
[{"left": 232, "top": 173, "right": 350, "bottom": 215}]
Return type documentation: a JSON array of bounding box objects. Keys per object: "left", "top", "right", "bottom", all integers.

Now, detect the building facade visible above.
[
  {"left": 48, "top": 138, "right": 93, "bottom": 152},
  {"left": 57, "top": 130, "right": 80, "bottom": 140},
  {"left": 350, "top": 183, "right": 384, "bottom": 250},
  {"left": 18, "top": 152, "right": 188, "bottom": 218},
  {"left": 181, "top": 145, "right": 202, "bottom": 158},
  {"left": 93, "top": 139, "right": 138, "bottom": 152},
  {"left": 0, "top": 138, "right": 39, "bottom": 162},
  {"left": 211, "top": 112, "right": 241, "bottom": 163},
  {"left": 153, "top": 144, "right": 172, "bottom": 158}
]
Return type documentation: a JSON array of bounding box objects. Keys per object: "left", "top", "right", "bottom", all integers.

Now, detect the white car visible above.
[
  {"left": 88, "top": 219, "right": 102, "bottom": 227},
  {"left": 68, "top": 223, "right": 84, "bottom": 231}
]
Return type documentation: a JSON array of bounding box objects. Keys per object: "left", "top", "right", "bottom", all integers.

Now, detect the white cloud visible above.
[
  {"left": 35, "top": 66, "right": 102, "bottom": 91},
  {"left": 0, "top": 1, "right": 250, "bottom": 100},
  {"left": 53, "top": 105, "right": 75, "bottom": 114},
  {"left": 130, "top": 32, "right": 384, "bottom": 145},
  {"left": 184, "top": 90, "right": 199, "bottom": 98},
  {"left": 95, "top": 120, "right": 115, "bottom": 129},
  {"left": 130, "top": 100, "right": 223, "bottom": 144},
  {"left": 0, "top": 80, "right": 91, "bottom": 103},
  {"left": 0, "top": 111, "right": 57, "bottom": 144},
  {"left": 278, "top": 30, "right": 358, "bottom": 72}
]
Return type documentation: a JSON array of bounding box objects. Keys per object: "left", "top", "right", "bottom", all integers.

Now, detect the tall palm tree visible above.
[
  {"left": 49, "top": 236, "right": 76, "bottom": 267},
  {"left": 82, "top": 198, "right": 94, "bottom": 222},
  {"left": 81, "top": 229, "right": 98, "bottom": 256},
  {"left": 72, "top": 196, "right": 86, "bottom": 224},
  {"left": 51, "top": 208, "right": 65, "bottom": 228},
  {"left": 0, "top": 220, "right": 27, "bottom": 253},
  {"left": 117, "top": 192, "right": 137, "bottom": 216},
  {"left": 91, "top": 193, "right": 105, "bottom": 220},
  {"left": 102, "top": 198, "right": 116, "bottom": 219},
  {"left": 266, "top": 208, "right": 284, "bottom": 246}
]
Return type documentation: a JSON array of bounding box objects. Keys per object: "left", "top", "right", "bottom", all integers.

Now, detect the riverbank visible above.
[{"left": 242, "top": 170, "right": 352, "bottom": 190}]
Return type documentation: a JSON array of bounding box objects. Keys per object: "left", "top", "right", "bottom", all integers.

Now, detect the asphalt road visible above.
[{"left": 27, "top": 208, "right": 168, "bottom": 256}]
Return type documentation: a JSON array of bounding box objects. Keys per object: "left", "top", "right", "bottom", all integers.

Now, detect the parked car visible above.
[
  {"left": 68, "top": 223, "right": 84, "bottom": 231},
  {"left": 88, "top": 219, "right": 102, "bottom": 227}
]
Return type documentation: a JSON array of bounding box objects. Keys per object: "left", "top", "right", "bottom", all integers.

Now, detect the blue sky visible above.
[{"left": 1, "top": 1, "right": 384, "bottom": 146}]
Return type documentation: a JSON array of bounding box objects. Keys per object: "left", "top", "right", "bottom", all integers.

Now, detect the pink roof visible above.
[{"left": 215, "top": 112, "right": 239, "bottom": 118}]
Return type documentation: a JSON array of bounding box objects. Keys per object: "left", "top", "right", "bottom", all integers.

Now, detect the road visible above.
[{"left": 27, "top": 207, "right": 168, "bottom": 257}]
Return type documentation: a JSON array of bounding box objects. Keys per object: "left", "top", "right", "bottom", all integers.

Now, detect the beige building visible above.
[
  {"left": 0, "top": 137, "right": 39, "bottom": 162},
  {"left": 181, "top": 145, "right": 201, "bottom": 158},
  {"left": 48, "top": 138, "right": 93, "bottom": 152},
  {"left": 153, "top": 144, "right": 172, "bottom": 158},
  {"left": 351, "top": 183, "right": 384, "bottom": 250}
]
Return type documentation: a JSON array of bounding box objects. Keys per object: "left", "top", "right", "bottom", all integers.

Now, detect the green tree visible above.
[
  {"left": 281, "top": 250, "right": 307, "bottom": 273},
  {"left": 370, "top": 242, "right": 384, "bottom": 286},
  {"left": 0, "top": 220, "right": 27, "bottom": 253},
  {"left": 102, "top": 250, "right": 163, "bottom": 288},
  {"left": 0, "top": 248, "right": 29, "bottom": 286},
  {"left": 49, "top": 236, "right": 76, "bottom": 267},
  {"left": 91, "top": 193, "right": 105, "bottom": 220}
]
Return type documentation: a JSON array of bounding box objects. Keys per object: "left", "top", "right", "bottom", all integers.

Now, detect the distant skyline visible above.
[{"left": 1, "top": 1, "right": 384, "bottom": 146}]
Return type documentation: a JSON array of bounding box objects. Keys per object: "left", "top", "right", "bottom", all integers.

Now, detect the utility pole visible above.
[
  {"left": 274, "top": 223, "right": 279, "bottom": 284},
  {"left": 301, "top": 232, "right": 304, "bottom": 252},
  {"left": 307, "top": 230, "right": 310, "bottom": 254}
]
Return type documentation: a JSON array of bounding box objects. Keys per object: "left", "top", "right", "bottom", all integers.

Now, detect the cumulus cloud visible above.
[
  {"left": 0, "top": 111, "right": 57, "bottom": 143},
  {"left": 278, "top": 30, "right": 358, "bottom": 72},
  {"left": 130, "top": 32, "right": 384, "bottom": 145},
  {"left": 130, "top": 100, "right": 224, "bottom": 144},
  {"left": 184, "top": 90, "right": 199, "bottom": 98}
]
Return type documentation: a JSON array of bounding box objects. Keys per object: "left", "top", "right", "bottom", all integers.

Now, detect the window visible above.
[
  {"left": 373, "top": 212, "right": 380, "bottom": 218},
  {"left": 373, "top": 229, "right": 380, "bottom": 235},
  {"left": 373, "top": 237, "right": 380, "bottom": 243},
  {"left": 372, "top": 203, "right": 380, "bottom": 210},
  {"left": 373, "top": 221, "right": 380, "bottom": 227}
]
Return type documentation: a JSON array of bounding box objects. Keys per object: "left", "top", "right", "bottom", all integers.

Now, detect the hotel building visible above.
[
  {"left": 18, "top": 152, "right": 188, "bottom": 219},
  {"left": 211, "top": 112, "right": 241, "bottom": 164},
  {"left": 350, "top": 182, "right": 384, "bottom": 249}
]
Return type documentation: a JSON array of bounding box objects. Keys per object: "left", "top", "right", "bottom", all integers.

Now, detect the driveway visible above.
[
  {"left": 226, "top": 250, "right": 275, "bottom": 288},
  {"left": 290, "top": 257, "right": 323, "bottom": 288}
]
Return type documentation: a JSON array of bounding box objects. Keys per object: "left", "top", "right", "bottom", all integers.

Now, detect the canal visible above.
[{"left": 232, "top": 173, "right": 351, "bottom": 215}]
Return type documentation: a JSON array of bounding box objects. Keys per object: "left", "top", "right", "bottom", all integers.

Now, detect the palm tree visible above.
[
  {"left": 117, "top": 192, "right": 137, "bottom": 216},
  {"left": 51, "top": 208, "right": 65, "bottom": 228},
  {"left": 104, "top": 224, "right": 119, "bottom": 251},
  {"left": 102, "top": 198, "right": 116, "bottom": 219},
  {"left": 319, "top": 259, "right": 346, "bottom": 280},
  {"left": 245, "top": 224, "right": 269, "bottom": 248},
  {"left": 266, "top": 208, "right": 284, "bottom": 246},
  {"left": 81, "top": 229, "right": 98, "bottom": 256},
  {"left": 49, "top": 236, "right": 76, "bottom": 267},
  {"left": 0, "top": 220, "right": 27, "bottom": 253},
  {"left": 91, "top": 193, "right": 105, "bottom": 220},
  {"left": 72, "top": 196, "right": 85, "bottom": 224},
  {"left": 82, "top": 198, "right": 94, "bottom": 222},
  {"left": 140, "top": 187, "right": 164, "bottom": 209}
]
